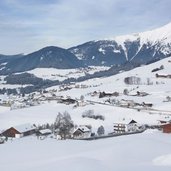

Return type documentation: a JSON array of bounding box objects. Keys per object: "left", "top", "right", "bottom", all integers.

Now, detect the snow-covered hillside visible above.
[
  {"left": 0, "top": 56, "right": 171, "bottom": 171},
  {"left": 48, "top": 56, "right": 171, "bottom": 111},
  {"left": 0, "top": 57, "right": 171, "bottom": 131},
  {"left": 0, "top": 131, "right": 171, "bottom": 171}
]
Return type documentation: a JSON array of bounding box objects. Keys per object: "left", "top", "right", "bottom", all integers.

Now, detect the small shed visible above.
[
  {"left": 161, "top": 123, "right": 171, "bottom": 133},
  {"left": 2, "top": 123, "right": 36, "bottom": 138}
]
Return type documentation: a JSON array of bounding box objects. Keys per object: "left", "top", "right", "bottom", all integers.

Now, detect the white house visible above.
[
  {"left": 73, "top": 126, "right": 91, "bottom": 139},
  {"left": 113, "top": 119, "right": 139, "bottom": 133}
]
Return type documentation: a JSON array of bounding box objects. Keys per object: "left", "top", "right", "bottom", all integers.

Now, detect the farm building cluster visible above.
[{"left": 1, "top": 118, "right": 171, "bottom": 144}]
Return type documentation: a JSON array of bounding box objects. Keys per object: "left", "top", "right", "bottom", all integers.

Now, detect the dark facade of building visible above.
[
  {"left": 2, "top": 127, "right": 21, "bottom": 138},
  {"left": 161, "top": 123, "right": 171, "bottom": 133},
  {"left": 2, "top": 125, "right": 36, "bottom": 138}
]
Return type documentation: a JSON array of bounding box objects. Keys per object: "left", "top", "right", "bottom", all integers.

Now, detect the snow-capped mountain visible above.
[
  {"left": 0, "top": 23, "right": 171, "bottom": 75},
  {"left": 69, "top": 22, "right": 171, "bottom": 66},
  {"left": 0, "top": 46, "right": 83, "bottom": 75}
]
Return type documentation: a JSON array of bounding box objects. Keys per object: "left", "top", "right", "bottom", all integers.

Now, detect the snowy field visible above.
[
  {"left": 0, "top": 130, "right": 171, "bottom": 171},
  {"left": 26, "top": 66, "right": 109, "bottom": 81}
]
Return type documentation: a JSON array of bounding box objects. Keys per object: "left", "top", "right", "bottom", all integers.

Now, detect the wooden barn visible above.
[
  {"left": 161, "top": 123, "right": 171, "bottom": 133},
  {"left": 2, "top": 123, "right": 36, "bottom": 138}
]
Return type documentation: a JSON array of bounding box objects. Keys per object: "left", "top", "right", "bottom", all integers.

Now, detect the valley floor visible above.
[{"left": 0, "top": 130, "right": 171, "bottom": 171}]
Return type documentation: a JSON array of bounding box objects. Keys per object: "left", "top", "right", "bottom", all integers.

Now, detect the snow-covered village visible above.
[{"left": 1, "top": 0, "right": 171, "bottom": 171}]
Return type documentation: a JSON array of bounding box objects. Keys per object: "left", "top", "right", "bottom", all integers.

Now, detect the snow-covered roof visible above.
[
  {"left": 75, "top": 126, "right": 90, "bottom": 133},
  {"left": 114, "top": 119, "right": 137, "bottom": 125},
  {"left": 13, "top": 123, "right": 36, "bottom": 133},
  {"left": 39, "top": 129, "right": 52, "bottom": 135}
]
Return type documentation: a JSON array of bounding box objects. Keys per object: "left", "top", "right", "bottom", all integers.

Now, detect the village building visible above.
[
  {"left": 58, "top": 98, "right": 77, "bottom": 105},
  {"left": 114, "top": 119, "right": 139, "bottom": 133},
  {"left": 119, "top": 99, "right": 136, "bottom": 108},
  {"left": 37, "top": 129, "right": 52, "bottom": 136},
  {"left": 161, "top": 123, "right": 171, "bottom": 133},
  {"left": 2, "top": 123, "right": 36, "bottom": 138},
  {"left": 73, "top": 126, "right": 91, "bottom": 139},
  {"left": 127, "top": 120, "right": 139, "bottom": 132},
  {"left": 142, "top": 102, "right": 153, "bottom": 108},
  {"left": 113, "top": 123, "right": 126, "bottom": 133},
  {"left": 75, "top": 100, "right": 87, "bottom": 107},
  {"left": 136, "top": 91, "right": 149, "bottom": 97}
]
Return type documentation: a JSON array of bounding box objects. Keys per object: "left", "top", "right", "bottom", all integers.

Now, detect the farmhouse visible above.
[
  {"left": 73, "top": 126, "right": 91, "bottom": 139},
  {"left": 156, "top": 73, "right": 171, "bottom": 78},
  {"left": 58, "top": 98, "right": 77, "bottom": 105},
  {"left": 2, "top": 123, "right": 36, "bottom": 138},
  {"left": 99, "top": 91, "right": 119, "bottom": 98},
  {"left": 136, "top": 91, "right": 149, "bottom": 97},
  {"left": 142, "top": 102, "right": 153, "bottom": 108},
  {"left": 119, "top": 99, "right": 136, "bottom": 108}
]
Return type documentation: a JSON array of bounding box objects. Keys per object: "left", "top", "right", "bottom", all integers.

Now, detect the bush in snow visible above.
[{"left": 82, "top": 110, "right": 105, "bottom": 120}]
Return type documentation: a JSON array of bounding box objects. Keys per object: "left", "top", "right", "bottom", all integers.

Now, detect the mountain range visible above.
[{"left": 0, "top": 22, "right": 171, "bottom": 75}]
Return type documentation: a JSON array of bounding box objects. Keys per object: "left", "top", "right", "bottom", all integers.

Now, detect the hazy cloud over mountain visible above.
[{"left": 0, "top": 0, "right": 171, "bottom": 54}]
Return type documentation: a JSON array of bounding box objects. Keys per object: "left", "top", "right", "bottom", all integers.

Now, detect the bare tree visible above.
[{"left": 54, "top": 111, "right": 74, "bottom": 139}]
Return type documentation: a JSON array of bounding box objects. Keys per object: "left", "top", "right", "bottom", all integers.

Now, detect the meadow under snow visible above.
[{"left": 0, "top": 130, "right": 171, "bottom": 171}]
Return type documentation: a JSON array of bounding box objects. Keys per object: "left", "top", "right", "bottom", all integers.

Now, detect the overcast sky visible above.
[{"left": 0, "top": 0, "right": 171, "bottom": 55}]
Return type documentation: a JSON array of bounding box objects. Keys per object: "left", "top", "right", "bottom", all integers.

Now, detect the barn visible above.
[
  {"left": 2, "top": 123, "right": 36, "bottom": 138},
  {"left": 161, "top": 123, "right": 171, "bottom": 133}
]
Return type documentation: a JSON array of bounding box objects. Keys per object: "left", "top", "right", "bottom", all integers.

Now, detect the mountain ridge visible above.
[
  {"left": 69, "top": 22, "right": 171, "bottom": 66},
  {"left": 0, "top": 23, "right": 171, "bottom": 74}
]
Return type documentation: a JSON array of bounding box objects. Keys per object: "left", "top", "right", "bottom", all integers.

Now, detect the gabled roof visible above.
[
  {"left": 39, "top": 129, "right": 52, "bottom": 135},
  {"left": 129, "top": 120, "right": 137, "bottom": 124},
  {"left": 74, "top": 126, "right": 90, "bottom": 133},
  {"left": 13, "top": 123, "right": 36, "bottom": 133},
  {"left": 114, "top": 119, "right": 138, "bottom": 125}
]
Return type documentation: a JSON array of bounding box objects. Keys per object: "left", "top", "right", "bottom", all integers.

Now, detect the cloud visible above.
[{"left": 0, "top": 0, "right": 171, "bottom": 54}]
